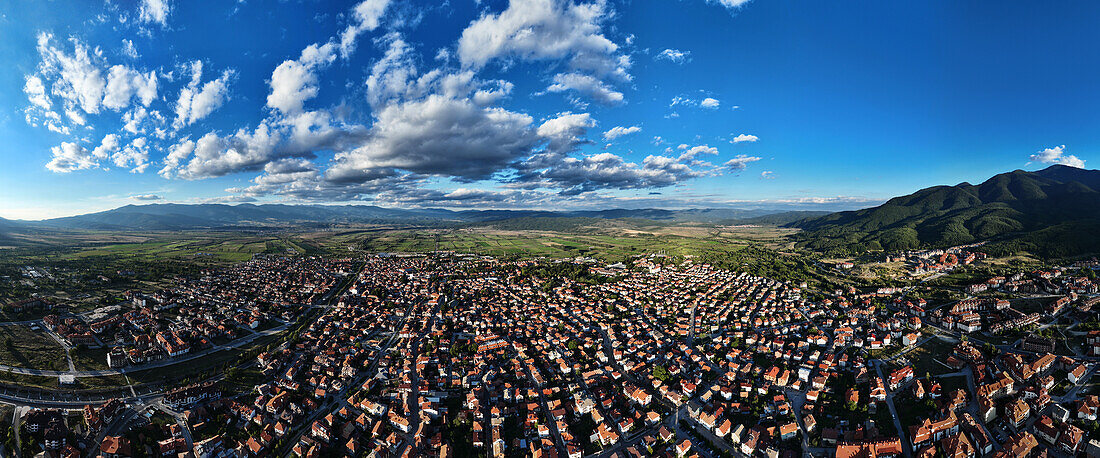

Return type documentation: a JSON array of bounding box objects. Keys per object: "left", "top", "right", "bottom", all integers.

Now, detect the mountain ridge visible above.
[
  {"left": 789, "top": 165, "right": 1100, "bottom": 257},
  {"left": 17, "top": 204, "right": 828, "bottom": 231}
]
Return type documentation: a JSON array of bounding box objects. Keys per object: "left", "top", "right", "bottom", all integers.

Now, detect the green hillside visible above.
[{"left": 789, "top": 165, "right": 1100, "bottom": 258}]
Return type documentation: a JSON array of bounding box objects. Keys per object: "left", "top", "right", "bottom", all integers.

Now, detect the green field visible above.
[
  {"left": 888, "top": 337, "right": 958, "bottom": 377},
  {"left": 0, "top": 325, "right": 67, "bottom": 371},
  {"left": 72, "top": 346, "right": 110, "bottom": 371},
  {"left": 354, "top": 228, "right": 755, "bottom": 261}
]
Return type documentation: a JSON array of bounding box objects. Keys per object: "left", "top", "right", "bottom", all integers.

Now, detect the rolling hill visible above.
[{"left": 789, "top": 165, "right": 1100, "bottom": 257}]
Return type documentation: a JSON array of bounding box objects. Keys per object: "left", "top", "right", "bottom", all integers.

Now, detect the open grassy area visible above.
[
  {"left": 889, "top": 337, "right": 958, "bottom": 377},
  {"left": 72, "top": 346, "right": 110, "bottom": 371},
  {"left": 0, "top": 325, "right": 67, "bottom": 371},
  {"left": 126, "top": 332, "right": 283, "bottom": 387},
  {"left": 351, "top": 227, "right": 755, "bottom": 262}
]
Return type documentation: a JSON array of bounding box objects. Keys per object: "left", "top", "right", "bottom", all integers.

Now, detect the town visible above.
[{"left": 0, "top": 249, "right": 1098, "bottom": 458}]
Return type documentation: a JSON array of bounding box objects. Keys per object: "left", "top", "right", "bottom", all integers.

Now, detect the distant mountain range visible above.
[
  {"left": 10, "top": 204, "right": 827, "bottom": 231},
  {"left": 789, "top": 165, "right": 1100, "bottom": 257}
]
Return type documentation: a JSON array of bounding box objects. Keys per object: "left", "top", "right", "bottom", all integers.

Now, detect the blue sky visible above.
[{"left": 1, "top": 0, "right": 1097, "bottom": 219}]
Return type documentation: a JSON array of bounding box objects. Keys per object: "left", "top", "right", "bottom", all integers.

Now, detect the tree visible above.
[{"left": 652, "top": 364, "right": 670, "bottom": 382}]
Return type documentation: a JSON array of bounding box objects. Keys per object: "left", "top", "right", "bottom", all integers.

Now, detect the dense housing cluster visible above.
[{"left": 5, "top": 253, "right": 1100, "bottom": 458}]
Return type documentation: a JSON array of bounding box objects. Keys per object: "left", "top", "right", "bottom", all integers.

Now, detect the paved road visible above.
[
  {"left": 873, "top": 359, "right": 912, "bottom": 458},
  {"left": 155, "top": 401, "right": 195, "bottom": 451},
  {"left": 85, "top": 406, "right": 141, "bottom": 458},
  {"left": 0, "top": 319, "right": 291, "bottom": 378},
  {"left": 276, "top": 300, "right": 415, "bottom": 458}
]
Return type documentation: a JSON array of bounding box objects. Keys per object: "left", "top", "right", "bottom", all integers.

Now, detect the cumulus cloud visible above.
[
  {"left": 732, "top": 133, "right": 758, "bottom": 143},
  {"left": 159, "top": 138, "right": 196, "bottom": 177},
  {"left": 112, "top": 137, "right": 151, "bottom": 173},
  {"left": 760, "top": 170, "right": 775, "bottom": 179},
  {"left": 138, "top": 0, "right": 171, "bottom": 26},
  {"left": 709, "top": 0, "right": 752, "bottom": 10},
  {"left": 267, "top": 42, "right": 336, "bottom": 115},
  {"left": 35, "top": 33, "right": 106, "bottom": 115},
  {"left": 677, "top": 144, "right": 719, "bottom": 164},
  {"left": 329, "top": 94, "right": 538, "bottom": 183},
  {"left": 459, "top": 0, "right": 630, "bottom": 103},
  {"left": 24, "top": 76, "right": 51, "bottom": 110},
  {"left": 1029, "top": 145, "right": 1086, "bottom": 168},
  {"left": 700, "top": 97, "right": 720, "bottom": 109},
  {"left": 537, "top": 112, "right": 595, "bottom": 154},
  {"left": 473, "top": 80, "right": 515, "bottom": 106},
  {"left": 656, "top": 48, "right": 691, "bottom": 64},
  {"left": 121, "top": 39, "right": 140, "bottom": 59},
  {"left": 92, "top": 134, "right": 121, "bottom": 159},
  {"left": 45, "top": 134, "right": 153, "bottom": 174},
  {"left": 516, "top": 151, "right": 706, "bottom": 195},
  {"left": 102, "top": 65, "right": 158, "bottom": 110},
  {"left": 546, "top": 72, "right": 623, "bottom": 105},
  {"left": 339, "top": 0, "right": 391, "bottom": 58},
  {"left": 28, "top": 32, "right": 162, "bottom": 143},
  {"left": 161, "top": 105, "right": 369, "bottom": 180},
  {"left": 130, "top": 194, "right": 162, "bottom": 201},
  {"left": 46, "top": 142, "right": 96, "bottom": 173},
  {"left": 173, "top": 61, "right": 234, "bottom": 128},
  {"left": 602, "top": 125, "right": 641, "bottom": 140},
  {"left": 459, "top": 0, "right": 618, "bottom": 70},
  {"left": 365, "top": 35, "right": 419, "bottom": 109},
  {"left": 724, "top": 154, "right": 761, "bottom": 171}
]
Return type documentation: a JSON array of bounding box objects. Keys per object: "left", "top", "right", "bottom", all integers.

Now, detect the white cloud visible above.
[
  {"left": 329, "top": 94, "right": 538, "bottom": 183},
  {"left": 537, "top": 112, "right": 594, "bottom": 154},
  {"left": 35, "top": 33, "right": 106, "bottom": 115},
  {"left": 515, "top": 150, "right": 708, "bottom": 195},
  {"left": 1029, "top": 145, "right": 1086, "bottom": 168},
  {"left": 159, "top": 138, "right": 195, "bottom": 177},
  {"left": 732, "top": 133, "right": 758, "bottom": 143},
  {"left": 46, "top": 142, "right": 97, "bottom": 173},
  {"left": 122, "top": 106, "right": 147, "bottom": 134},
  {"left": 112, "top": 137, "right": 151, "bottom": 173},
  {"left": 473, "top": 80, "right": 515, "bottom": 106},
  {"left": 23, "top": 76, "right": 51, "bottom": 110},
  {"left": 130, "top": 194, "right": 162, "bottom": 201},
  {"left": 670, "top": 95, "right": 720, "bottom": 110},
  {"left": 121, "top": 39, "right": 139, "bottom": 59},
  {"left": 64, "top": 108, "right": 86, "bottom": 126},
  {"left": 138, "top": 0, "right": 171, "bottom": 26},
  {"left": 760, "top": 170, "right": 775, "bottom": 179},
  {"left": 162, "top": 112, "right": 367, "bottom": 180},
  {"left": 365, "top": 35, "right": 418, "bottom": 109},
  {"left": 677, "top": 145, "right": 719, "bottom": 164},
  {"left": 339, "top": 0, "right": 391, "bottom": 58},
  {"left": 102, "top": 65, "right": 158, "bottom": 110},
  {"left": 602, "top": 125, "right": 641, "bottom": 140},
  {"left": 459, "top": 0, "right": 630, "bottom": 103},
  {"left": 92, "top": 134, "right": 121, "bottom": 159},
  {"left": 724, "top": 154, "right": 761, "bottom": 171},
  {"left": 173, "top": 61, "right": 234, "bottom": 128},
  {"left": 656, "top": 48, "right": 690, "bottom": 64},
  {"left": 459, "top": 0, "right": 618, "bottom": 70},
  {"left": 546, "top": 72, "right": 623, "bottom": 105},
  {"left": 709, "top": 0, "right": 752, "bottom": 10},
  {"left": 267, "top": 42, "right": 336, "bottom": 115}
]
